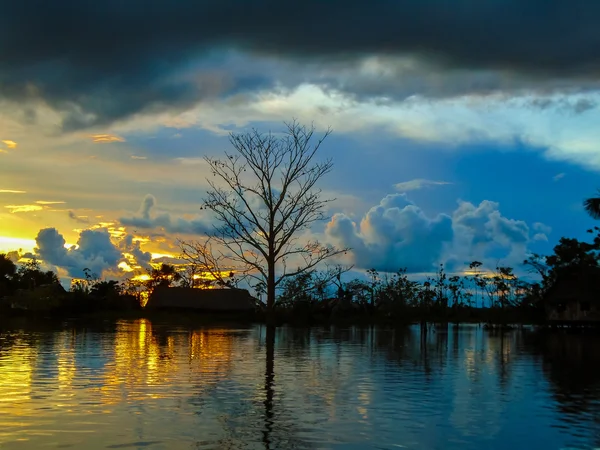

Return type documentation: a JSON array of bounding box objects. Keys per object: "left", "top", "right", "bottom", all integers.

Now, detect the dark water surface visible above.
[{"left": 1, "top": 320, "right": 599, "bottom": 450}]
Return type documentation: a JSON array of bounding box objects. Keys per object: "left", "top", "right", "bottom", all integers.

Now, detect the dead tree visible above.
[
  {"left": 179, "top": 238, "right": 238, "bottom": 287},
  {"left": 180, "top": 120, "right": 348, "bottom": 317}
]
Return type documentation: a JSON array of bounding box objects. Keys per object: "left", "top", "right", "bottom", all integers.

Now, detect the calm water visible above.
[{"left": 1, "top": 320, "right": 599, "bottom": 450}]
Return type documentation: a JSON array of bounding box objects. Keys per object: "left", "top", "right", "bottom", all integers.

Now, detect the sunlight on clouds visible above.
[
  {"left": 394, "top": 179, "right": 453, "bottom": 192},
  {"left": 35, "top": 200, "right": 66, "bottom": 205},
  {"left": 0, "top": 236, "right": 36, "bottom": 253},
  {"left": 89, "top": 134, "right": 125, "bottom": 143},
  {"left": 130, "top": 155, "right": 147, "bottom": 160},
  {"left": 113, "top": 82, "right": 600, "bottom": 172},
  {"left": 132, "top": 274, "right": 151, "bottom": 282},
  {"left": 0, "top": 235, "right": 77, "bottom": 254},
  {"left": 4, "top": 204, "right": 43, "bottom": 213},
  {"left": 118, "top": 261, "right": 135, "bottom": 272},
  {"left": 263, "top": 88, "right": 600, "bottom": 170},
  {"left": 0, "top": 190, "right": 26, "bottom": 194},
  {"left": 151, "top": 252, "right": 175, "bottom": 259},
  {"left": 1, "top": 140, "right": 17, "bottom": 149},
  {"left": 109, "top": 227, "right": 127, "bottom": 239},
  {"left": 258, "top": 84, "right": 354, "bottom": 115},
  {"left": 461, "top": 269, "right": 497, "bottom": 279},
  {"left": 91, "top": 221, "right": 118, "bottom": 229}
]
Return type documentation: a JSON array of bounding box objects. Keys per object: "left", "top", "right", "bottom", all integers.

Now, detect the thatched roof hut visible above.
[
  {"left": 146, "top": 286, "right": 257, "bottom": 312},
  {"left": 9, "top": 283, "right": 67, "bottom": 311}
]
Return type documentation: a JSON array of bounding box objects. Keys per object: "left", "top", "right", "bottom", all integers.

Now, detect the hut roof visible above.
[
  {"left": 16, "top": 283, "right": 66, "bottom": 296},
  {"left": 146, "top": 286, "right": 257, "bottom": 311},
  {"left": 544, "top": 266, "right": 600, "bottom": 304}
]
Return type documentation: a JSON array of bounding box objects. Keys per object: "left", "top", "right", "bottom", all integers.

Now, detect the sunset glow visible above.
[
  {"left": 1, "top": 140, "right": 17, "bottom": 149},
  {"left": 89, "top": 134, "right": 125, "bottom": 144},
  {"left": 0, "top": 0, "right": 598, "bottom": 293},
  {"left": 0, "top": 236, "right": 36, "bottom": 253},
  {"left": 2, "top": 4, "right": 600, "bottom": 448}
]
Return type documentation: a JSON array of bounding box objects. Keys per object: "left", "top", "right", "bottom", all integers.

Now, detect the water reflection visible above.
[
  {"left": 1, "top": 321, "right": 600, "bottom": 449},
  {"left": 263, "top": 326, "right": 275, "bottom": 450},
  {"left": 0, "top": 332, "right": 37, "bottom": 406},
  {"left": 525, "top": 331, "right": 600, "bottom": 447}
]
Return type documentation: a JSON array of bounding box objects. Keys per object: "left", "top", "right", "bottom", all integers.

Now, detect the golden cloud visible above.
[
  {"left": 151, "top": 252, "right": 175, "bottom": 259},
  {"left": 0, "top": 189, "right": 26, "bottom": 194},
  {"left": 1, "top": 140, "right": 17, "bottom": 149},
  {"left": 92, "top": 221, "right": 117, "bottom": 229},
  {"left": 130, "top": 155, "right": 147, "bottom": 160},
  {"left": 4, "top": 204, "right": 43, "bottom": 213},
  {"left": 89, "top": 134, "right": 125, "bottom": 144},
  {"left": 118, "top": 261, "right": 135, "bottom": 272},
  {"left": 36, "top": 200, "right": 66, "bottom": 205}
]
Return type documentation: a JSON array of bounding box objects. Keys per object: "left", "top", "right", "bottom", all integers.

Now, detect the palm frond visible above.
[{"left": 584, "top": 191, "right": 600, "bottom": 219}]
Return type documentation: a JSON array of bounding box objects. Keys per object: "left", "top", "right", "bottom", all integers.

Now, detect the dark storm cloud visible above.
[
  {"left": 527, "top": 97, "right": 597, "bottom": 114},
  {"left": 2, "top": 0, "right": 600, "bottom": 127}
]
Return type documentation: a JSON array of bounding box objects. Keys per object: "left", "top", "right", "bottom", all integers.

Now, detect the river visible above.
[{"left": 0, "top": 319, "right": 598, "bottom": 449}]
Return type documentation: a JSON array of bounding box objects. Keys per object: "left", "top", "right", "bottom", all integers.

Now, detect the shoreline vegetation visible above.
[
  {"left": 2, "top": 224, "right": 600, "bottom": 328},
  {"left": 2, "top": 123, "right": 600, "bottom": 329},
  {"left": 0, "top": 304, "right": 542, "bottom": 326},
  {"left": 0, "top": 308, "right": 596, "bottom": 332}
]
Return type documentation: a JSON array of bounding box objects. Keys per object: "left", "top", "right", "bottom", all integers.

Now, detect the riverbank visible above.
[
  {"left": 3, "top": 311, "right": 599, "bottom": 336},
  {"left": 0, "top": 304, "right": 547, "bottom": 328}
]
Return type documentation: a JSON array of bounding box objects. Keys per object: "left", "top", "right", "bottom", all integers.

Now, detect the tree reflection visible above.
[
  {"left": 526, "top": 330, "right": 600, "bottom": 439},
  {"left": 263, "top": 325, "right": 275, "bottom": 450},
  {"left": 5, "top": 320, "right": 600, "bottom": 449}
]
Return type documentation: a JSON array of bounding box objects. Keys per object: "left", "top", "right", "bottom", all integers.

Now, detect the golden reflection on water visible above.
[
  {"left": 98, "top": 319, "right": 171, "bottom": 402},
  {"left": 0, "top": 337, "right": 36, "bottom": 407},
  {"left": 0, "top": 319, "right": 256, "bottom": 449},
  {"left": 0, "top": 322, "right": 599, "bottom": 449},
  {"left": 56, "top": 331, "right": 77, "bottom": 392},
  {"left": 96, "top": 319, "right": 238, "bottom": 404}
]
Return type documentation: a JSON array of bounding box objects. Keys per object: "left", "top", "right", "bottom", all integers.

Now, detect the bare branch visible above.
[{"left": 180, "top": 121, "right": 348, "bottom": 311}]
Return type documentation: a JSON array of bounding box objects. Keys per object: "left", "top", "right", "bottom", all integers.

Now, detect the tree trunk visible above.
[{"left": 267, "top": 257, "right": 276, "bottom": 325}]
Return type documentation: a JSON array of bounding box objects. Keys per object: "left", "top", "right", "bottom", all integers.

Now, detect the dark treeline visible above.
[
  {"left": 1, "top": 226, "right": 599, "bottom": 324},
  {"left": 269, "top": 226, "right": 600, "bottom": 325},
  {"left": 0, "top": 256, "right": 240, "bottom": 316},
  {"left": 0, "top": 259, "right": 140, "bottom": 314},
  {"left": 272, "top": 264, "right": 539, "bottom": 324}
]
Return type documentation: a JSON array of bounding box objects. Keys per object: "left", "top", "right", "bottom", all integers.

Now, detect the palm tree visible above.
[{"left": 584, "top": 190, "right": 600, "bottom": 219}]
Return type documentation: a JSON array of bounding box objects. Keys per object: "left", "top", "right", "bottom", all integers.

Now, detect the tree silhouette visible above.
[
  {"left": 15, "top": 258, "right": 59, "bottom": 289},
  {"left": 0, "top": 253, "right": 17, "bottom": 297},
  {"left": 181, "top": 121, "right": 348, "bottom": 320},
  {"left": 145, "top": 263, "right": 181, "bottom": 292},
  {"left": 0, "top": 254, "right": 16, "bottom": 279},
  {"left": 584, "top": 190, "right": 600, "bottom": 219}
]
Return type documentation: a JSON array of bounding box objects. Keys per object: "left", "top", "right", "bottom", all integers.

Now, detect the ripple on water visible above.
[{"left": 1, "top": 322, "right": 600, "bottom": 449}]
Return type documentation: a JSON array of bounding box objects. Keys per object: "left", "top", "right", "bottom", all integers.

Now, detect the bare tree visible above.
[
  {"left": 178, "top": 238, "right": 238, "bottom": 287},
  {"left": 181, "top": 120, "right": 348, "bottom": 318}
]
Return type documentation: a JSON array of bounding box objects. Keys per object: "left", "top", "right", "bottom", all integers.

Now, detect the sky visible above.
[{"left": 1, "top": 0, "right": 600, "bottom": 286}]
